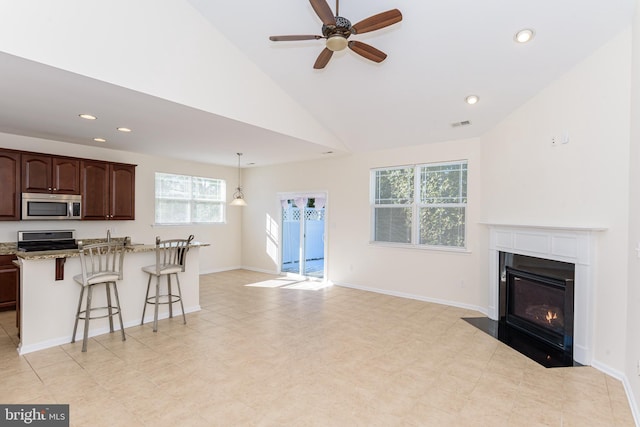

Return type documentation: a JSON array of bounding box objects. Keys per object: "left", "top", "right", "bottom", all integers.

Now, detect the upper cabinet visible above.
[
  {"left": 0, "top": 150, "right": 21, "bottom": 221},
  {"left": 0, "top": 148, "right": 135, "bottom": 221},
  {"left": 81, "top": 160, "right": 135, "bottom": 220},
  {"left": 22, "top": 153, "right": 80, "bottom": 194}
]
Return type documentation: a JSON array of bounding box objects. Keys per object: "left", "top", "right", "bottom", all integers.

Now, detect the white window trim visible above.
[
  {"left": 370, "top": 160, "right": 468, "bottom": 251},
  {"left": 154, "top": 172, "right": 226, "bottom": 225}
]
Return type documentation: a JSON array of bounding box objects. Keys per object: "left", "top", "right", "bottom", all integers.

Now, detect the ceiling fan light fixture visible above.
[
  {"left": 326, "top": 35, "right": 348, "bottom": 51},
  {"left": 514, "top": 28, "right": 535, "bottom": 43}
]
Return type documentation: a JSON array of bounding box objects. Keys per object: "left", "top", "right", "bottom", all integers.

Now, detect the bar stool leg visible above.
[
  {"left": 112, "top": 281, "right": 126, "bottom": 342},
  {"left": 175, "top": 274, "right": 187, "bottom": 325},
  {"left": 106, "top": 282, "right": 114, "bottom": 333},
  {"left": 167, "top": 275, "right": 173, "bottom": 319},
  {"left": 153, "top": 275, "right": 161, "bottom": 332},
  {"left": 72, "top": 287, "right": 85, "bottom": 344},
  {"left": 141, "top": 275, "right": 152, "bottom": 325},
  {"left": 82, "top": 285, "right": 94, "bottom": 352}
]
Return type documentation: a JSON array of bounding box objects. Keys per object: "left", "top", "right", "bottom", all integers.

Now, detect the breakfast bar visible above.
[{"left": 14, "top": 240, "right": 204, "bottom": 354}]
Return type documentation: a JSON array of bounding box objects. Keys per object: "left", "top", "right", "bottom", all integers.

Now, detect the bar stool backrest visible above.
[
  {"left": 78, "top": 241, "right": 127, "bottom": 285},
  {"left": 152, "top": 235, "right": 195, "bottom": 275}
]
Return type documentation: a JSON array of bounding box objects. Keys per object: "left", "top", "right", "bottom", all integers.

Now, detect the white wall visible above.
[
  {"left": 626, "top": 0, "right": 640, "bottom": 419},
  {"left": 0, "top": 0, "right": 342, "bottom": 151},
  {"left": 242, "top": 137, "right": 486, "bottom": 311},
  {"left": 481, "top": 29, "right": 632, "bottom": 371},
  {"left": 0, "top": 133, "right": 242, "bottom": 274}
]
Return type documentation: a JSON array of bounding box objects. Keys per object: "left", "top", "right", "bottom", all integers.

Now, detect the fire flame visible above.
[{"left": 545, "top": 310, "right": 558, "bottom": 324}]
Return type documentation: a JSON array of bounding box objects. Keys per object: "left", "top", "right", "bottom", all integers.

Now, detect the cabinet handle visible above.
[{"left": 48, "top": 187, "right": 52, "bottom": 191}]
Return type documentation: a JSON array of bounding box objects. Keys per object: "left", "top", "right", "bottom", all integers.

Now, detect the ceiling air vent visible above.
[{"left": 451, "top": 120, "right": 472, "bottom": 128}]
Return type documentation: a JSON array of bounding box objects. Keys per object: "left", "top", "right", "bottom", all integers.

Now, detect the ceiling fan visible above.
[{"left": 269, "top": 0, "right": 402, "bottom": 69}]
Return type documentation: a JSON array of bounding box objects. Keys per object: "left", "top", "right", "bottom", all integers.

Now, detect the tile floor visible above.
[{"left": 0, "top": 269, "right": 635, "bottom": 426}]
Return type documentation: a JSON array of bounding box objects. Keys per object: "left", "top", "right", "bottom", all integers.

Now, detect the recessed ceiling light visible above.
[
  {"left": 514, "top": 29, "right": 535, "bottom": 43},
  {"left": 93, "top": 138, "right": 107, "bottom": 143},
  {"left": 117, "top": 127, "right": 132, "bottom": 133},
  {"left": 79, "top": 114, "right": 97, "bottom": 120},
  {"left": 465, "top": 95, "right": 479, "bottom": 105}
]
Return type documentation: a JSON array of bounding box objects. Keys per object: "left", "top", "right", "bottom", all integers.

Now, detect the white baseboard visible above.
[
  {"left": 336, "top": 281, "right": 488, "bottom": 316},
  {"left": 18, "top": 305, "right": 202, "bottom": 355},
  {"left": 590, "top": 360, "right": 640, "bottom": 426}
]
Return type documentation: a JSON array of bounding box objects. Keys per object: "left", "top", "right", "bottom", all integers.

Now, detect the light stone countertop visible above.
[{"left": 0, "top": 238, "right": 208, "bottom": 260}]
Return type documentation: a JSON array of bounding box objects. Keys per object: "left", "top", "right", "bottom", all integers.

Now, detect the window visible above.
[
  {"left": 155, "top": 173, "right": 225, "bottom": 224},
  {"left": 371, "top": 160, "right": 467, "bottom": 249}
]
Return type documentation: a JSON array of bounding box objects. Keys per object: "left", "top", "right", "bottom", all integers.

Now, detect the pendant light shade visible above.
[{"left": 230, "top": 153, "right": 247, "bottom": 206}]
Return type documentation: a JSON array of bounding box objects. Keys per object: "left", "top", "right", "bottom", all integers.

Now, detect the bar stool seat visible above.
[
  {"left": 141, "top": 235, "right": 194, "bottom": 332},
  {"left": 72, "top": 240, "right": 127, "bottom": 352}
]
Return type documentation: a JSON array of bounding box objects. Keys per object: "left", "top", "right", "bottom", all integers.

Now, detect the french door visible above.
[{"left": 281, "top": 195, "right": 326, "bottom": 279}]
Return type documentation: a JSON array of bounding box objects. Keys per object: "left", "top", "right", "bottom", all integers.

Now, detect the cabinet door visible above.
[
  {"left": 22, "top": 153, "right": 52, "bottom": 193},
  {"left": 52, "top": 157, "right": 80, "bottom": 194},
  {"left": 81, "top": 160, "right": 110, "bottom": 219},
  {"left": 0, "top": 151, "right": 20, "bottom": 220},
  {"left": 0, "top": 255, "right": 18, "bottom": 311},
  {"left": 110, "top": 164, "right": 136, "bottom": 220}
]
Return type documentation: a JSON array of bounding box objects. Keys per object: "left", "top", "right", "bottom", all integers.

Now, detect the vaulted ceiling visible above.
[{"left": 0, "top": 0, "right": 635, "bottom": 167}]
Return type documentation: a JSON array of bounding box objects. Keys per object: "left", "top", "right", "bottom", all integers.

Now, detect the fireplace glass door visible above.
[{"left": 506, "top": 267, "right": 573, "bottom": 351}]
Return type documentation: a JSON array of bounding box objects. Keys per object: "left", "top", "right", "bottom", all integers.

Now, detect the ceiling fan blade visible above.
[
  {"left": 313, "top": 48, "right": 334, "bottom": 69},
  {"left": 309, "top": 0, "right": 336, "bottom": 26},
  {"left": 269, "top": 35, "right": 324, "bottom": 41},
  {"left": 348, "top": 41, "right": 387, "bottom": 63},
  {"left": 351, "top": 9, "right": 402, "bottom": 34}
]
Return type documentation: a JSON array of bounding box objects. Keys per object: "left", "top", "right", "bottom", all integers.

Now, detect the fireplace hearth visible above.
[{"left": 467, "top": 252, "right": 577, "bottom": 368}]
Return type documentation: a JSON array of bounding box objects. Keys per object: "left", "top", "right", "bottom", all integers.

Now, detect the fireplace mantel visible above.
[{"left": 486, "top": 223, "right": 605, "bottom": 365}]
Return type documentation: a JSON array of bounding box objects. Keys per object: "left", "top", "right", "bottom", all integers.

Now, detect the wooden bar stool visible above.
[
  {"left": 72, "top": 240, "right": 127, "bottom": 352},
  {"left": 141, "top": 235, "right": 194, "bottom": 332}
]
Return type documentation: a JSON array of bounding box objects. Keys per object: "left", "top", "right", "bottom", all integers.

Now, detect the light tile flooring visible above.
[{"left": 0, "top": 269, "right": 635, "bottom": 426}]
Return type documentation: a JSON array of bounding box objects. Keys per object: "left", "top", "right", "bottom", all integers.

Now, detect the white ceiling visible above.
[{"left": 0, "top": 0, "right": 635, "bottom": 167}]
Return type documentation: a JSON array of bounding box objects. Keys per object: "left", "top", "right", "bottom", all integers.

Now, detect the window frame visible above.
[
  {"left": 154, "top": 172, "right": 226, "bottom": 225},
  {"left": 370, "top": 160, "right": 468, "bottom": 251}
]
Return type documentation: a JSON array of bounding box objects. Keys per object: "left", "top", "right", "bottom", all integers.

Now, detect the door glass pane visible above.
[
  {"left": 281, "top": 200, "right": 300, "bottom": 274},
  {"left": 304, "top": 204, "right": 324, "bottom": 278}
]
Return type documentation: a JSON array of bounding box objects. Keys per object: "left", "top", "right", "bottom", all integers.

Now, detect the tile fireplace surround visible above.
[{"left": 487, "top": 223, "right": 605, "bottom": 366}]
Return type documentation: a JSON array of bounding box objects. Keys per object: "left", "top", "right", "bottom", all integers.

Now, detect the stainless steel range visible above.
[{"left": 17, "top": 230, "right": 78, "bottom": 252}]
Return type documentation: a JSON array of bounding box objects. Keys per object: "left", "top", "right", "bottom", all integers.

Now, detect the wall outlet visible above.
[{"left": 551, "top": 136, "right": 558, "bottom": 146}]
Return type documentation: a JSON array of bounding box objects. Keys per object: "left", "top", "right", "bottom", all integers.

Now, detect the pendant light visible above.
[{"left": 230, "top": 152, "right": 247, "bottom": 206}]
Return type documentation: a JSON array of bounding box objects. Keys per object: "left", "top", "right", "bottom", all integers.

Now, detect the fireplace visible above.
[
  {"left": 486, "top": 223, "right": 602, "bottom": 366},
  {"left": 501, "top": 253, "right": 575, "bottom": 356}
]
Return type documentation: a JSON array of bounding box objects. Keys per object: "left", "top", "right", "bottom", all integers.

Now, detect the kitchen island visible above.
[{"left": 12, "top": 240, "right": 205, "bottom": 354}]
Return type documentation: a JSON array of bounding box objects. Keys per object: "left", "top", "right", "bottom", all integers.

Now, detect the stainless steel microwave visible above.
[{"left": 21, "top": 193, "right": 82, "bottom": 220}]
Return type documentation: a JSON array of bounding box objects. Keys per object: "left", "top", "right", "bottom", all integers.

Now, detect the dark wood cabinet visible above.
[
  {"left": 22, "top": 153, "right": 80, "bottom": 194},
  {"left": 0, "top": 150, "right": 20, "bottom": 221},
  {"left": 0, "top": 255, "right": 18, "bottom": 311},
  {"left": 81, "top": 160, "right": 135, "bottom": 220}
]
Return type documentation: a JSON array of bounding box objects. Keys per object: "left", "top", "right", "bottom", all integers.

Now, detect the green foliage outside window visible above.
[{"left": 372, "top": 161, "right": 467, "bottom": 248}]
